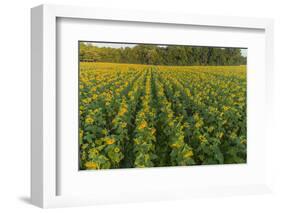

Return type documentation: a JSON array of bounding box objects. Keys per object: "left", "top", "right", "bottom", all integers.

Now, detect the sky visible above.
[
  {"left": 83, "top": 42, "right": 247, "bottom": 57},
  {"left": 86, "top": 42, "right": 136, "bottom": 49},
  {"left": 241, "top": 49, "right": 247, "bottom": 57}
]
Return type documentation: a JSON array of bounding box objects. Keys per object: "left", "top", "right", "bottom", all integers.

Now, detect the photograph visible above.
[{"left": 79, "top": 41, "right": 247, "bottom": 170}]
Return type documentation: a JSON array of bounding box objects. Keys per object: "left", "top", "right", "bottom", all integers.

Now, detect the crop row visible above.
[{"left": 79, "top": 62, "right": 247, "bottom": 169}]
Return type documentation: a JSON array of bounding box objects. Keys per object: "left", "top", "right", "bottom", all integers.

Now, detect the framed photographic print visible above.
[
  {"left": 31, "top": 4, "right": 274, "bottom": 208},
  {"left": 78, "top": 41, "right": 247, "bottom": 170}
]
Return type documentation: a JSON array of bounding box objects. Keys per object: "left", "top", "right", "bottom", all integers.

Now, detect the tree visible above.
[{"left": 79, "top": 42, "right": 247, "bottom": 66}]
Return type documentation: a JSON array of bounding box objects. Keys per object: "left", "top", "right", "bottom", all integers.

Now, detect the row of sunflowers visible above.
[{"left": 79, "top": 62, "right": 246, "bottom": 169}]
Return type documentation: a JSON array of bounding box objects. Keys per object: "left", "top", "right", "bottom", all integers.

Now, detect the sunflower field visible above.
[{"left": 79, "top": 62, "right": 247, "bottom": 170}]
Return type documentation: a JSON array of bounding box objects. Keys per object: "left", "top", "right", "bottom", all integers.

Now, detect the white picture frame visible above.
[{"left": 31, "top": 4, "right": 274, "bottom": 208}]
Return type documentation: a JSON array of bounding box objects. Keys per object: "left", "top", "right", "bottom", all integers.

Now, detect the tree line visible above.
[{"left": 80, "top": 42, "right": 247, "bottom": 66}]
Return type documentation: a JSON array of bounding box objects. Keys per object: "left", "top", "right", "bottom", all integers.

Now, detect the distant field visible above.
[{"left": 79, "top": 62, "right": 247, "bottom": 170}]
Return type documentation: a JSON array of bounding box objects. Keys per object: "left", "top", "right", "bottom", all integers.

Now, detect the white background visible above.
[{"left": 0, "top": 0, "right": 280, "bottom": 212}]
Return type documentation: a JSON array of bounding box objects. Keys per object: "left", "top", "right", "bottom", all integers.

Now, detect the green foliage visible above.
[
  {"left": 79, "top": 62, "right": 247, "bottom": 170},
  {"left": 79, "top": 42, "right": 247, "bottom": 66}
]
